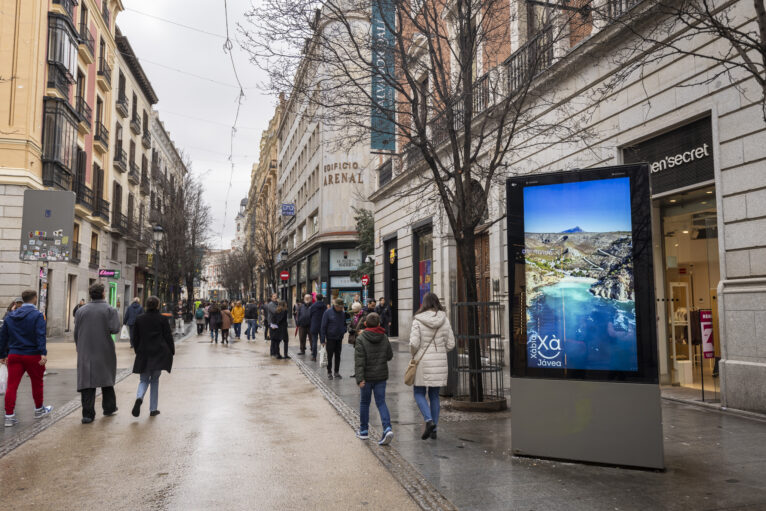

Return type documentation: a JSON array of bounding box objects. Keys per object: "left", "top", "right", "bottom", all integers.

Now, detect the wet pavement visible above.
[
  {"left": 299, "top": 338, "right": 766, "bottom": 511},
  {"left": 0, "top": 332, "right": 419, "bottom": 511}
]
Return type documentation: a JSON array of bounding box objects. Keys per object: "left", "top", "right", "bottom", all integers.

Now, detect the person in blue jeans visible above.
[
  {"left": 244, "top": 299, "right": 259, "bottom": 341},
  {"left": 131, "top": 295, "right": 175, "bottom": 418},
  {"left": 354, "top": 312, "right": 394, "bottom": 445},
  {"left": 409, "top": 292, "right": 455, "bottom": 440}
]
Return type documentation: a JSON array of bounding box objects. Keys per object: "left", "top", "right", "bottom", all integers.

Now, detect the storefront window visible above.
[{"left": 309, "top": 252, "right": 319, "bottom": 279}]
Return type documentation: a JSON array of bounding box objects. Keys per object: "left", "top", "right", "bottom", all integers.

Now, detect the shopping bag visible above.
[
  {"left": 0, "top": 363, "right": 8, "bottom": 395},
  {"left": 120, "top": 325, "right": 130, "bottom": 341},
  {"left": 319, "top": 346, "right": 328, "bottom": 368}
]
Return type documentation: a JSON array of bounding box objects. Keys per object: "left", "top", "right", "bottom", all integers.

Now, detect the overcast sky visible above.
[{"left": 117, "top": 0, "right": 274, "bottom": 249}]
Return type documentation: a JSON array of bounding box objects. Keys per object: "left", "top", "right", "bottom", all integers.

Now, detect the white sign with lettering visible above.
[{"left": 329, "top": 249, "right": 362, "bottom": 271}]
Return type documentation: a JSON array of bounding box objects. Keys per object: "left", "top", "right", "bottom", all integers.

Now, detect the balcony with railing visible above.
[
  {"left": 94, "top": 121, "right": 109, "bottom": 153},
  {"left": 128, "top": 161, "right": 140, "bottom": 184},
  {"left": 111, "top": 211, "right": 128, "bottom": 236},
  {"left": 140, "top": 173, "right": 150, "bottom": 195},
  {"left": 78, "top": 22, "right": 94, "bottom": 64},
  {"left": 149, "top": 207, "right": 162, "bottom": 224},
  {"left": 47, "top": 63, "right": 71, "bottom": 98},
  {"left": 74, "top": 181, "right": 94, "bottom": 211},
  {"left": 89, "top": 248, "right": 100, "bottom": 269},
  {"left": 130, "top": 115, "right": 141, "bottom": 135},
  {"left": 42, "top": 161, "right": 73, "bottom": 191},
  {"left": 116, "top": 93, "right": 129, "bottom": 118},
  {"left": 52, "top": 0, "right": 76, "bottom": 19},
  {"left": 102, "top": 1, "right": 111, "bottom": 29},
  {"left": 70, "top": 241, "right": 81, "bottom": 264},
  {"left": 75, "top": 95, "right": 92, "bottom": 130},
  {"left": 97, "top": 56, "right": 111, "bottom": 90},
  {"left": 607, "top": 0, "right": 641, "bottom": 18},
  {"left": 142, "top": 131, "right": 151, "bottom": 149},
  {"left": 95, "top": 198, "right": 110, "bottom": 222},
  {"left": 113, "top": 147, "right": 127, "bottom": 173}
]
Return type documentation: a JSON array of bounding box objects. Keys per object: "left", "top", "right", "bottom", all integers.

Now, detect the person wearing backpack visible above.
[
  {"left": 194, "top": 304, "right": 205, "bottom": 335},
  {"left": 409, "top": 292, "right": 455, "bottom": 440},
  {"left": 354, "top": 312, "right": 394, "bottom": 445}
]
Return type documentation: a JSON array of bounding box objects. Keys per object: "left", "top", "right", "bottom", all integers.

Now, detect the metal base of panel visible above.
[{"left": 510, "top": 378, "right": 664, "bottom": 469}]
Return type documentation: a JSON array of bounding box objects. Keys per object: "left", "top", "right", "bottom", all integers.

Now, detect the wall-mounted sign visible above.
[
  {"left": 280, "top": 270, "right": 290, "bottom": 281},
  {"left": 389, "top": 248, "right": 397, "bottom": 265},
  {"left": 281, "top": 203, "right": 295, "bottom": 216},
  {"left": 329, "top": 249, "right": 362, "bottom": 271},
  {"left": 623, "top": 116, "right": 713, "bottom": 196},
  {"left": 19, "top": 190, "right": 75, "bottom": 262},
  {"left": 99, "top": 269, "right": 121, "bottom": 279},
  {"left": 331, "top": 275, "right": 361, "bottom": 288},
  {"left": 700, "top": 309, "right": 714, "bottom": 358}
]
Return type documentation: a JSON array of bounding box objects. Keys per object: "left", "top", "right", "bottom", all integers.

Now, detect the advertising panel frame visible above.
[
  {"left": 506, "top": 164, "right": 664, "bottom": 469},
  {"left": 506, "top": 164, "right": 658, "bottom": 384}
]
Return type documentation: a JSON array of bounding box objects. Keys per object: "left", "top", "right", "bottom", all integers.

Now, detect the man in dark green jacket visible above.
[{"left": 354, "top": 312, "right": 394, "bottom": 445}]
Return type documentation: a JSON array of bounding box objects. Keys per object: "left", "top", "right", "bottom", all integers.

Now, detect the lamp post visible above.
[{"left": 152, "top": 225, "right": 164, "bottom": 299}]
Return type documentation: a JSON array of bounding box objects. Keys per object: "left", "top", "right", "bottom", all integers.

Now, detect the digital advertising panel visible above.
[{"left": 507, "top": 165, "right": 658, "bottom": 383}]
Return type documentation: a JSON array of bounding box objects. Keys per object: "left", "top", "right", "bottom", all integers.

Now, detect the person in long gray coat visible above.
[{"left": 74, "top": 283, "right": 121, "bottom": 424}]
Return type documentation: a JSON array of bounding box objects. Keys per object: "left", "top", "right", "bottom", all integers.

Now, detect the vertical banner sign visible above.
[
  {"left": 700, "top": 309, "right": 714, "bottom": 358},
  {"left": 371, "top": 0, "right": 395, "bottom": 151}
]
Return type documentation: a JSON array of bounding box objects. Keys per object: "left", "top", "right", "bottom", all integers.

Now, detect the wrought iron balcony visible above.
[
  {"left": 116, "top": 93, "right": 129, "bottom": 118},
  {"left": 505, "top": 24, "right": 554, "bottom": 96},
  {"left": 78, "top": 22, "right": 94, "bottom": 61},
  {"left": 47, "top": 63, "right": 71, "bottom": 97},
  {"left": 140, "top": 174, "right": 150, "bottom": 195},
  {"left": 142, "top": 131, "right": 151, "bottom": 149},
  {"left": 94, "top": 121, "right": 109, "bottom": 152},
  {"left": 97, "top": 56, "right": 111, "bottom": 89},
  {"left": 70, "top": 241, "right": 81, "bottom": 264},
  {"left": 128, "top": 162, "right": 140, "bottom": 184},
  {"left": 42, "top": 161, "right": 72, "bottom": 191},
  {"left": 113, "top": 147, "right": 127, "bottom": 173},
  {"left": 52, "top": 0, "right": 76, "bottom": 19},
  {"left": 89, "top": 248, "right": 100, "bottom": 269},
  {"left": 95, "top": 198, "right": 110, "bottom": 222},
  {"left": 74, "top": 181, "right": 94, "bottom": 211},
  {"left": 111, "top": 212, "right": 128, "bottom": 235},
  {"left": 607, "top": 0, "right": 641, "bottom": 18},
  {"left": 75, "top": 95, "right": 92, "bottom": 127},
  {"left": 130, "top": 115, "right": 141, "bottom": 135}
]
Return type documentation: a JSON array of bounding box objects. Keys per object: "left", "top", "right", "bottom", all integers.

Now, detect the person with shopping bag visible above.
[
  {"left": 0, "top": 290, "right": 53, "bottom": 427},
  {"left": 131, "top": 296, "right": 175, "bottom": 418},
  {"left": 407, "top": 292, "right": 455, "bottom": 441}
]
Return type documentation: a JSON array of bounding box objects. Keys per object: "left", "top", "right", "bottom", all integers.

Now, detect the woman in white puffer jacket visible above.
[{"left": 409, "top": 292, "right": 455, "bottom": 440}]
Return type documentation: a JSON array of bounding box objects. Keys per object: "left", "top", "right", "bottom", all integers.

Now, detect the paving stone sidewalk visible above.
[{"left": 298, "top": 339, "right": 766, "bottom": 511}]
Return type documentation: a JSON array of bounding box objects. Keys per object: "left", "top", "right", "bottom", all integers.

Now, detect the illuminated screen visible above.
[{"left": 523, "top": 177, "right": 638, "bottom": 372}]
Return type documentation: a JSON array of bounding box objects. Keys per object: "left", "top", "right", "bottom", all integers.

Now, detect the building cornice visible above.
[{"left": 115, "top": 27, "right": 159, "bottom": 104}]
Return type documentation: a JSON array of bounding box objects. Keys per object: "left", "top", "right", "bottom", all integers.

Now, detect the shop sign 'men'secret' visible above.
[
  {"left": 323, "top": 161, "right": 364, "bottom": 185},
  {"left": 649, "top": 143, "right": 710, "bottom": 174}
]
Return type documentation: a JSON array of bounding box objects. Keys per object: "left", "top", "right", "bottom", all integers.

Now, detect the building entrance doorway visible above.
[{"left": 655, "top": 184, "right": 720, "bottom": 401}]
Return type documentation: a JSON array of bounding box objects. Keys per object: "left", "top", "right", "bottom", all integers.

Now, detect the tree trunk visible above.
[{"left": 457, "top": 228, "right": 484, "bottom": 402}]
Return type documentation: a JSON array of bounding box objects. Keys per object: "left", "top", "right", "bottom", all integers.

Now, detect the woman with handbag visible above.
[{"left": 407, "top": 292, "right": 455, "bottom": 440}]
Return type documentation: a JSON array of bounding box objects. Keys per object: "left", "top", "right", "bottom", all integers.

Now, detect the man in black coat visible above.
[
  {"left": 131, "top": 296, "right": 175, "bottom": 418},
  {"left": 296, "top": 294, "right": 312, "bottom": 355},
  {"left": 308, "top": 294, "right": 326, "bottom": 361},
  {"left": 375, "top": 298, "right": 392, "bottom": 335}
]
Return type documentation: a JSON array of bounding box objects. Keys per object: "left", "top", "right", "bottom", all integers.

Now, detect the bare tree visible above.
[
  {"left": 182, "top": 175, "right": 213, "bottom": 309},
  {"left": 252, "top": 186, "right": 280, "bottom": 297},
  {"left": 597, "top": 0, "right": 766, "bottom": 121},
  {"left": 243, "top": 0, "right": 592, "bottom": 400}
]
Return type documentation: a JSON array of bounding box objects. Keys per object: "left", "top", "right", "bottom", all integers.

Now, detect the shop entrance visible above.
[{"left": 656, "top": 184, "right": 720, "bottom": 401}]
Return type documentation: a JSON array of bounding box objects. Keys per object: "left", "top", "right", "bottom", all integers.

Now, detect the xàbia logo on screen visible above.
[{"left": 528, "top": 333, "right": 563, "bottom": 366}]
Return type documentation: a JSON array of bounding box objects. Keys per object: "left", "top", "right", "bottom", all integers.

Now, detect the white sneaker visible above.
[
  {"left": 5, "top": 414, "right": 18, "bottom": 427},
  {"left": 34, "top": 405, "right": 53, "bottom": 419}
]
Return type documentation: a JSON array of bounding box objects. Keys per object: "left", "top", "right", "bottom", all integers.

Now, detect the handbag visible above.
[
  {"left": 404, "top": 329, "right": 438, "bottom": 386},
  {"left": 120, "top": 324, "right": 130, "bottom": 341},
  {"left": 319, "top": 346, "right": 328, "bottom": 368}
]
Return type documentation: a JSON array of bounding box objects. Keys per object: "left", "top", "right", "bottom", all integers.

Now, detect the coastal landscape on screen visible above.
[{"left": 523, "top": 177, "right": 638, "bottom": 371}]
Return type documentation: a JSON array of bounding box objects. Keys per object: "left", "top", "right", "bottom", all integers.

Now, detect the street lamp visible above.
[{"left": 152, "top": 224, "right": 164, "bottom": 299}]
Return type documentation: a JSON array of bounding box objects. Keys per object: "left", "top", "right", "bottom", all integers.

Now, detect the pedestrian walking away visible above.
[
  {"left": 354, "top": 312, "right": 394, "bottom": 445},
  {"left": 220, "top": 305, "right": 233, "bottom": 345},
  {"left": 308, "top": 294, "right": 325, "bottom": 361},
  {"left": 0, "top": 290, "right": 53, "bottom": 427},
  {"left": 208, "top": 302, "right": 222, "bottom": 343},
  {"left": 195, "top": 303, "right": 206, "bottom": 335},
  {"left": 269, "top": 301, "right": 289, "bottom": 359},
  {"left": 409, "top": 292, "right": 455, "bottom": 440},
  {"left": 204, "top": 302, "right": 210, "bottom": 332},
  {"left": 296, "top": 294, "right": 312, "bottom": 355},
  {"left": 131, "top": 296, "right": 175, "bottom": 418},
  {"left": 320, "top": 298, "right": 347, "bottom": 379},
  {"left": 74, "top": 283, "right": 121, "bottom": 424},
  {"left": 244, "top": 299, "right": 259, "bottom": 341},
  {"left": 4, "top": 297, "right": 23, "bottom": 321},
  {"left": 375, "top": 297, "right": 392, "bottom": 335},
  {"left": 123, "top": 297, "right": 144, "bottom": 348},
  {"left": 231, "top": 301, "right": 245, "bottom": 340}
]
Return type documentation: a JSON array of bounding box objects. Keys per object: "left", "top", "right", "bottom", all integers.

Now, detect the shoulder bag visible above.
[{"left": 404, "top": 327, "right": 438, "bottom": 386}]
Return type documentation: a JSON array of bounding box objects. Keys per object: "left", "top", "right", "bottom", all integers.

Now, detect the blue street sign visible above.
[{"left": 281, "top": 203, "right": 295, "bottom": 216}]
